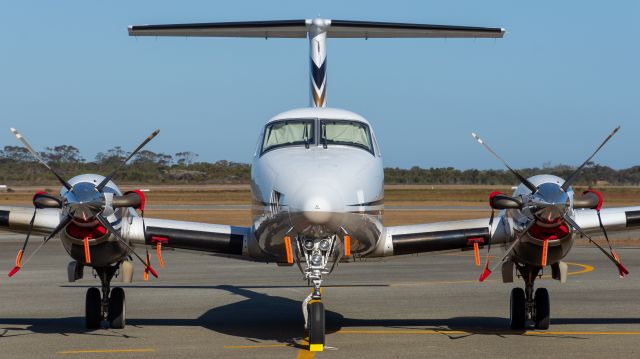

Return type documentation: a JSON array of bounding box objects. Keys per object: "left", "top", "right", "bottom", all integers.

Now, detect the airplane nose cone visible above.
[
  {"left": 289, "top": 180, "right": 344, "bottom": 225},
  {"left": 303, "top": 196, "right": 333, "bottom": 224}
]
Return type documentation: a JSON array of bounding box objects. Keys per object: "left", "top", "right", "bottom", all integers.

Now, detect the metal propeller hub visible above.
[
  {"left": 63, "top": 182, "right": 105, "bottom": 223},
  {"left": 528, "top": 183, "right": 570, "bottom": 223}
]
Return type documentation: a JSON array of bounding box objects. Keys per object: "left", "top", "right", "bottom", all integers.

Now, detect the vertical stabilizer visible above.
[{"left": 308, "top": 19, "right": 329, "bottom": 107}]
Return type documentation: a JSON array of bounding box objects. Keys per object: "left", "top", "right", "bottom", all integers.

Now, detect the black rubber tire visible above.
[
  {"left": 308, "top": 301, "right": 325, "bottom": 346},
  {"left": 108, "top": 287, "right": 126, "bottom": 329},
  {"left": 85, "top": 287, "right": 102, "bottom": 329},
  {"left": 510, "top": 287, "right": 526, "bottom": 330},
  {"left": 534, "top": 288, "right": 550, "bottom": 330}
]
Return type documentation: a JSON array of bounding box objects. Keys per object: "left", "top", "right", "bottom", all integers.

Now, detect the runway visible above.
[
  {"left": 0, "top": 234, "right": 639, "bottom": 358},
  {"left": 143, "top": 204, "right": 488, "bottom": 211}
]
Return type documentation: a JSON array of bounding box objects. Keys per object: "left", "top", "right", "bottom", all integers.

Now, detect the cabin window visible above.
[
  {"left": 320, "top": 120, "right": 374, "bottom": 154},
  {"left": 261, "top": 119, "right": 315, "bottom": 154}
]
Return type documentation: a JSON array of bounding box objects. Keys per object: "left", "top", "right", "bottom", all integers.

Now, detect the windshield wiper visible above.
[
  {"left": 322, "top": 123, "right": 327, "bottom": 149},
  {"left": 303, "top": 124, "right": 310, "bottom": 149}
]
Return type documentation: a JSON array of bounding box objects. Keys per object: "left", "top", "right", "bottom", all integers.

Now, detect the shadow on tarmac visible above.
[{"left": 2, "top": 285, "right": 640, "bottom": 341}]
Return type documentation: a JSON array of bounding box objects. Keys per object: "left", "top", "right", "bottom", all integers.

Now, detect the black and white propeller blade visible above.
[
  {"left": 96, "top": 129, "right": 160, "bottom": 191},
  {"left": 561, "top": 126, "right": 620, "bottom": 191},
  {"left": 561, "top": 214, "right": 628, "bottom": 277},
  {"left": 479, "top": 220, "right": 534, "bottom": 281},
  {"left": 471, "top": 132, "right": 537, "bottom": 193},
  {"left": 10, "top": 128, "right": 72, "bottom": 190},
  {"left": 9, "top": 215, "right": 73, "bottom": 277},
  {"left": 96, "top": 214, "right": 158, "bottom": 278}
]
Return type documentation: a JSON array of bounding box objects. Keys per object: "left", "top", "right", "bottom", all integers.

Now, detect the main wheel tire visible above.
[
  {"left": 85, "top": 287, "right": 102, "bottom": 329},
  {"left": 510, "top": 287, "right": 526, "bottom": 330},
  {"left": 108, "top": 287, "right": 126, "bottom": 329},
  {"left": 534, "top": 287, "right": 550, "bottom": 330},
  {"left": 308, "top": 301, "right": 325, "bottom": 350}
]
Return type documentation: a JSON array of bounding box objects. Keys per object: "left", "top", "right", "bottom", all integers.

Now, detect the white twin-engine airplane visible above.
[{"left": 1, "top": 18, "right": 639, "bottom": 352}]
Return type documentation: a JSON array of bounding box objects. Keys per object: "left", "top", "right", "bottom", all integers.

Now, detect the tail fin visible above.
[{"left": 129, "top": 18, "right": 505, "bottom": 107}]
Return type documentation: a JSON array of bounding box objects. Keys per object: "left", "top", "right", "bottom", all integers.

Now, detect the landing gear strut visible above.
[
  {"left": 297, "top": 234, "right": 339, "bottom": 352},
  {"left": 303, "top": 282, "right": 325, "bottom": 351},
  {"left": 85, "top": 265, "right": 126, "bottom": 329},
  {"left": 510, "top": 265, "right": 550, "bottom": 330}
]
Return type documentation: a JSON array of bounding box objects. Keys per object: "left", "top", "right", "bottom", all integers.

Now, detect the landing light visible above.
[
  {"left": 319, "top": 239, "right": 331, "bottom": 251},
  {"left": 311, "top": 252, "right": 323, "bottom": 266},
  {"left": 303, "top": 239, "right": 315, "bottom": 251}
]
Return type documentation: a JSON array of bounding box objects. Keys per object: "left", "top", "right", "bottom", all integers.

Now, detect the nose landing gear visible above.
[
  {"left": 303, "top": 284, "right": 325, "bottom": 351},
  {"left": 509, "top": 265, "right": 550, "bottom": 330},
  {"left": 85, "top": 264, "right": 126, "bottom": 329},
  {"left": 296, "top": 234, "right": 342, "bottom": 351}
]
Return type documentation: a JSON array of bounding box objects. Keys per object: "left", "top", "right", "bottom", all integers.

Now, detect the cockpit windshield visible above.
[
  {"left": 261, "top": 119, "right": 314, "bottom": 154},
  {"left": 321, "top": 120, "right": 373, "bottom": 153}
]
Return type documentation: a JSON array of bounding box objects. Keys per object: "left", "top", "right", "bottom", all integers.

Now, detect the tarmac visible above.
[{"left": 0, "top": 233, "right": 639, "bottom": 358}]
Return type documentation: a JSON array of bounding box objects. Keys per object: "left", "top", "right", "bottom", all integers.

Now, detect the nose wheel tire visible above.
[
  {"left": 534, "top": 288, "right": 550, "bottom": 330},
  {"left": 509, "top": 287, "right": 526, "bottom": 330},
  {"left": 85, "top": 287, "right": 102, "bottom": 329},
  {"left": 307, "top": 301, "right": 325, "bottom": 352},
  {"left": 108, "top": 287, "right": 126, "bottom": 329}
]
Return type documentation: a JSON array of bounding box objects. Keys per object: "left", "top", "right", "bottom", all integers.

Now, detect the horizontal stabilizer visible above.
[
  {"left": 128, "top": 19, "right": 505, "bottom": 39},
  {"left": 128, "top": 20, "right": 309, "bottom": 38},
  {"left": 328, "top": 20, "right": 504, "bottom": 39}
]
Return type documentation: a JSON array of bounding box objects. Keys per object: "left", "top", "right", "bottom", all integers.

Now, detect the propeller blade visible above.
[
  {"left": 96, "top": 214, "right": 158, "bottom": 278},
  {"left": 479, "top": 220, "right": 534, "bottom": 282},
  {"left": 561, "top": 126, "right": 620, "bottom": 191},
  {"left": 562, "top": 214, "right": 628, "bottom": 277},
  {"left": 471, "top": 133, "right": 537, "bottom": 193},
  {"left": 16, "top": 215, "right": 72, "bottom": 273},
  {"left": 96, "top": 129, "right": 160, "bottom": 191},
  {"left": 10, "top": 128, "right": 72, "bottom": 190},
  {"left": 8, "top": 209, "right": 37, "bottom": 277}
]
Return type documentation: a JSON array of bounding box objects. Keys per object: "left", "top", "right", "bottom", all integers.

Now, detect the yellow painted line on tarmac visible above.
[
  {"left": 296, "top": 344, "right": 316, "bottom": 359},
  {"left": 337, "top": 329, "right": 640, "bottom": 336},
  {"left": 57, "top": 348, "right": 155, "bottom": 355},
  {"left": 224, "top": 344, "right": 289, "bottom": 349},
  {"left": 565, "top": 262, "right": 594, "bottom": 276}
]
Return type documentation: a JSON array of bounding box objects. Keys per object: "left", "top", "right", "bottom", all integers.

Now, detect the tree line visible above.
[{"left": 1, "top": 145, "right": 639, "bottom": 186}]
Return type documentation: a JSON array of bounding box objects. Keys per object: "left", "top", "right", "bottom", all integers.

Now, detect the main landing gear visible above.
[
  {"left": 509, "top": 266, "right": 550, "bottom": 330},
  {"left": 85, "top": 265, "right": 126, "bottom": 329}
]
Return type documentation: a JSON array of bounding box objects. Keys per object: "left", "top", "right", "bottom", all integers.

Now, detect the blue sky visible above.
[{"left": 1, "top": 1, "right": 638, "bottom": 169}]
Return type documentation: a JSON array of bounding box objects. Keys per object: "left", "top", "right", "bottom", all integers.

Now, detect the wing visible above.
[
  {"left": 380, "top": 216, "right": 510, "bottom": 257},
  {"left": 380, "top": 205, "right": 640, "bottom": 257},
  {"left": 0, "top": 206, "right": 254, "bottom": 259},
  {"left": 124, "top": 217, "right": 252, "bottom": 259},
  {"left": 0, "top": 206, "right": 62, "bottom": 235},
  {"left": 573, "top": 206, "right": 640, "bottom": 234}
]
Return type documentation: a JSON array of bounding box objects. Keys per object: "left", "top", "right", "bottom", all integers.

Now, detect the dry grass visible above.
[
  {"left": 2, "top": 184, "right": 639, "bottom": 206},
  {"left": 142, "top": 209, "right": 491, "bottom": 227}
]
